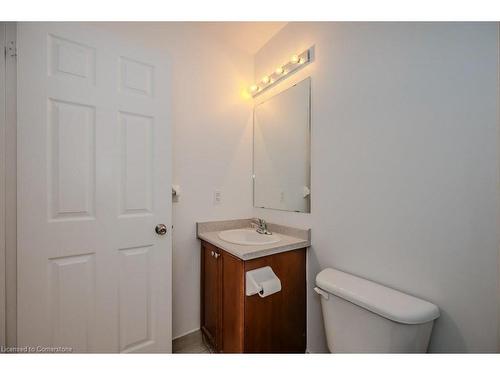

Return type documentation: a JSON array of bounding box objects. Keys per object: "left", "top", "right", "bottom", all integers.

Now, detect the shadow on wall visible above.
[
  {"left": 428, "top": 310, "right": 467, "bottom": 353},
  {"left": 307, "top": 245, "right": 328, "bottom": 353}
]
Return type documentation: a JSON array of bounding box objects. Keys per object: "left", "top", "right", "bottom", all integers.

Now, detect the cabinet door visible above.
[
  {"left": 201, "top": 242, "right": 221, "bottom": 350},
  {"left": 244, "top": 248, "right": 306, "bottom": 353},
  {"left": 221, "top": 251, "right": 245, "bottom": 353}
]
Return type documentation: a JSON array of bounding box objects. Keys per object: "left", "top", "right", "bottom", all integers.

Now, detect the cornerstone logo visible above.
[{"left": 1, "top": 345, "right": 73, "bottom": 353}]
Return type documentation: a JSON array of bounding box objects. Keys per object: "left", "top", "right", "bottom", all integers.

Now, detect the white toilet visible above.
[{"left": 315, "top": 268, "right": 440, "bottom": 353}]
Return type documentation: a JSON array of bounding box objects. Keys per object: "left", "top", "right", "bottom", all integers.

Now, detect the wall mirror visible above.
[{"left": 253, "top": 78, "right": 311, "bottom": 213}]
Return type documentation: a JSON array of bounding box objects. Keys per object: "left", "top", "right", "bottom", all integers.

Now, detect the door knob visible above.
[{"left": 155, "top": 224, "right": 167, "bottom": 235}]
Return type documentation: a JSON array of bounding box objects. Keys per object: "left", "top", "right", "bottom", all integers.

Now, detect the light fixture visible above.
[{"left": 247, "top": 47, "right": 312, "bottom": 97}]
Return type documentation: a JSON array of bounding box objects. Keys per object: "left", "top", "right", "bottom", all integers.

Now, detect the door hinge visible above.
[{"left": 5, "top": 41, "right": 16, "bottom": 58}]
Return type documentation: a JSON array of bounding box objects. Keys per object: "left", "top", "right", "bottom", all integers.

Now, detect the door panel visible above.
[
  {"left": 17, "top": 22, "right": 171, "bottom": 353},
  {"left": 49, "top": 253, "right": 96, "bottom": 352},
  {"left": 244, "top": 249, "right": 306, "bottom": 353},
  {"left": 118, "top": 246, "right": 153, "bottom": 353},
  {"left": 119, "top": 111, "right": 153, "bottom": 216},
  {"left": 221, "top": 251, "right": 244, "bottom": 353},
  {"left": 119, "top": 57, "right": 153, "bottom": 97},
  {"left": 48, "top": 34, "right": 96, "bottom": 84},
  {"left": 202, "top": 243, "right": 219, "bottom": 348},
  {"left": 48, "top": 98, "right": 96, "bottom": 220}
]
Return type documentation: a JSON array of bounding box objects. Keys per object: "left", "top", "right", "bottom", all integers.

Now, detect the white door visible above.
[{"left": 17, "top": 23, "right": 172, "bottom": 353}]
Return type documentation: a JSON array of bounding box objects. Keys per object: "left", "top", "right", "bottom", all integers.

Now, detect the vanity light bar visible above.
[{"left": 249, "top": 48, "right": 311, "bottom": 97}]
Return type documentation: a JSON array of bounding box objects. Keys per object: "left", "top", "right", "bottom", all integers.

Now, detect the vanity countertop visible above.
[{"left": 196, "top": 219, "right": 311, "bottom": 261}]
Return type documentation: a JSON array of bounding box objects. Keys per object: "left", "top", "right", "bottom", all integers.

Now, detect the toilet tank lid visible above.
[{"left": 316, "top": 268, "right": 440, "bottom": 324}]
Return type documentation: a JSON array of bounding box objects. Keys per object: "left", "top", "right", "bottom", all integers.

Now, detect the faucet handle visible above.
[
  {"left": 253, "top": 218, "right": 264, "bottom": 226},
  {"left": 255, "top": 219, "right": 272, "bottom": 235}
]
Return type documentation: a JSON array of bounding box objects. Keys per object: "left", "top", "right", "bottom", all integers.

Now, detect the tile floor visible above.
[{"left": 173, "top": 330, "right": 212, "bottom": 354}]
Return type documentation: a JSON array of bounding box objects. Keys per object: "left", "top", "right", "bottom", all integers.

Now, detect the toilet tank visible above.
[{"left": 315, "top": 268, "right": 440, "bottom": 353}]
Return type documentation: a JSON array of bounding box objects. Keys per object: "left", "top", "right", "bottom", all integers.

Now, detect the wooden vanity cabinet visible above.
[{"left": 200, "top": 240, "right": 306, "bottom": 353}]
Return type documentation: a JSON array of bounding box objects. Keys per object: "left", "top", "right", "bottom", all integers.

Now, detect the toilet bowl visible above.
[{"left": 315, "top": 268, "right": 440, "bottom": 353}]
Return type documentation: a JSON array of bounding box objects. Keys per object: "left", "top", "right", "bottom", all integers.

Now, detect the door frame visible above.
[
  {"left": 0, "top": 21, "right": 17, "bottom": 349},
  {"left": 0, "top": 21, "right": 6, "bottom": 348}
]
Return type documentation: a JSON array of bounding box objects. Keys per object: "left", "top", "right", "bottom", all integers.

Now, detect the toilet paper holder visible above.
[{"left": 246, "top": 266, "right": 282, "bottom": 298}]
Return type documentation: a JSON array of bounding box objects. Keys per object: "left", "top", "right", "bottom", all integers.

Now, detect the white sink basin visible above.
[{"left": 217, "top": 229, "right": 281, "bottom": 246}]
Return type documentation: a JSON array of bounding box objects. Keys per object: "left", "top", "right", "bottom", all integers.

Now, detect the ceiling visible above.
[
  {"left": 194, "top": 22, "right": 287, "bottom": 54},
  {"left": 94, "top": 21, "right": 287, "bottom": 56}
]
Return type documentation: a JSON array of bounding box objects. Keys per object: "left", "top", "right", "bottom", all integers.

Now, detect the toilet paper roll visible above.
[{"left": 258, "top": 278, "right": 282, "bottom": 298}]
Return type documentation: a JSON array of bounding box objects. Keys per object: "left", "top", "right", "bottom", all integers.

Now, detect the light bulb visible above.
[
  {"left": 261, "top": 75, "right": 270, "bottom": 84},
  {"left": 290, "top": 54, "right": 299, "bottom": 64},
  {"left": 249, "top": 85, "right": 259, "bottom": 93},
  {"left": 299, "top": 57, "right": 306, "bottom": 64},
  {"left": 275, "top": 66, "right": 284, "bottom": 75}
]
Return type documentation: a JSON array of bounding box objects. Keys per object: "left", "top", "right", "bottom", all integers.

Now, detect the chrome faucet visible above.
[{"left": 256, "top": 218, "right": 272, "bottom": 235}]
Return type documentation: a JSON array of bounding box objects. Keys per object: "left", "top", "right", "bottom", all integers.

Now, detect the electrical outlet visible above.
[{"left": 214, "top": 190, "right": 222, "bottom": 205}]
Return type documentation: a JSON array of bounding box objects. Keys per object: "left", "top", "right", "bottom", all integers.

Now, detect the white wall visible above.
[
  {"left": 167, "top": 28, "right": 254, "bottom": 338},
  {"left": 253, "top": 22, "right": 499, "bottom": 353},
  {"left": 95, "top": 23, "right": 254, "bottom": 339}
]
